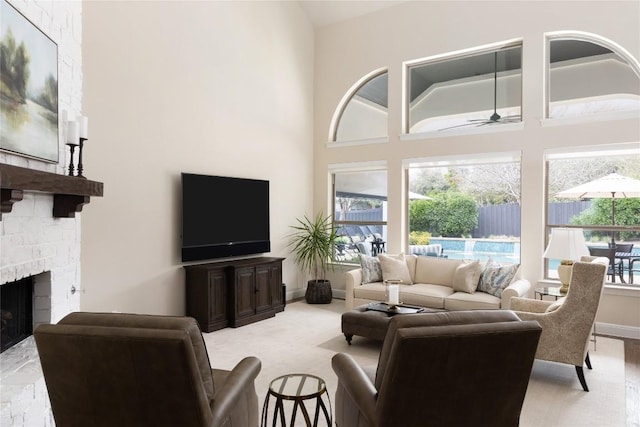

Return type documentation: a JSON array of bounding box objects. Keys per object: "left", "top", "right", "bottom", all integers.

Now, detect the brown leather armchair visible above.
[
  {"left": 34, "top": 312, "right": 261, "bottom": 427},
  {"left": 332, "top": 310, "right": 541, "bottom": 427}
]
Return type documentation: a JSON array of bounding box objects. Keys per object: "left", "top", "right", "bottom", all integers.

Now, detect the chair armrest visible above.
[
  {"left": 510, "top": 297, "right": 554, "bottom": 313},
  {"left": 210, "top": 356, "right": 261, "bottom": 425},
  {"left": 500, "top": 279, "right": 531, "bottom": 309},
  {"left": 332, "top": 353, "right": 377, "bottom": 424},
  {"left": 345, "top": 269, "right": 363, "bottom": 310},
  {"left": 510, "top": 310, "right": 557, "bottom": 331}
]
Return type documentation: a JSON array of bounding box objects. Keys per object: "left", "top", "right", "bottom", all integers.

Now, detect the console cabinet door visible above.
[
  {"left": 269, "top": 263, "right": 284, "bottom": 311},
  {"left": 185, "top": 265, "right": 228, "bottom": 332},
  {"left": 208, "top": 268, "right": 227, "bottom": 328},
  {"left": 255, "top": 265, "right": 272, "bottom": 314},
  {"left": 235, "top": 267, "right": 256, "bottom": 320}
]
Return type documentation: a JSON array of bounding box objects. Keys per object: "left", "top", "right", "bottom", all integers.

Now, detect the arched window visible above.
[
  {"left": 329, "top": 69, "right": 388, "bottom": 143},
  {"left": 546, "top": 32, "right": 640, "bottom": 120}
]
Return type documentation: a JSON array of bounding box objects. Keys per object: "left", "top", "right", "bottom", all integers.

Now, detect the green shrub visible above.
[
  {"left": 409, "top": 231, "right": 431, "bottom": 245},
  {"left": 409, "top": 192, "right": 478, "bottom": 237}
]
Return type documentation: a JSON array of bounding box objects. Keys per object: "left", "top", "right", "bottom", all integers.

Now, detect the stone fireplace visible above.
[{"left": 0, "top": 191, "right": 82, "bottom": 426}]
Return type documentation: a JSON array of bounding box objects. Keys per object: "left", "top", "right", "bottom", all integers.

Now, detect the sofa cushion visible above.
[
  {"left": 444, "top": 291, "right": 501, "bottom": 310},
  {"left": 477, "top": 263, "right": 520, "bottom": 297},
  {"left": 404, "top": 254, "right": 418, "bottom": 281},
  {"left": 353, "top": 282, "right": 387, "bottom": 302},
  {"left": 360, "top": 254, "right": 382, "bottom": 284},
  {"left": 414, "top": 256, "right": 464, "bottom": 287},
  {"left": 379, "top": 253, "right": 413, "bottom": 284},
  {"left": 400, "top": 284, "right": 454, "bottom": 309},
  {"left": 452, "top": 260, "right": 482, "bottom": 294}
]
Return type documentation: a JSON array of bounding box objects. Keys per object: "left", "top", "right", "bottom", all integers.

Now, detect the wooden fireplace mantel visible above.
[{"left": 0, "top": 164, "right": 104, "bottom": 220}]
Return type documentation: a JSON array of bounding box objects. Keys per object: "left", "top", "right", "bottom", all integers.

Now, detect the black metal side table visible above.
[{"left": 261, "top": 373, "right": 332, "bottom": 427}]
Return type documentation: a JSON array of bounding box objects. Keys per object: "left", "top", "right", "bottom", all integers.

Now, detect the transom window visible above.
[{"left": 405, "top": 42, "right": 522, "bottom": 134}]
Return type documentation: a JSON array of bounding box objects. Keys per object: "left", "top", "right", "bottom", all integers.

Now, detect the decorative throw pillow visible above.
[
  {"left": 360, "top": 254, "right": 382, "bottom": 284},
  {"left": 378, "top": 253, "right": 413, "bottom": 285},
  {"left": 477, "top": 263, "right": 520, "bottom": 297},
  {"left": 452, "top": 260, "right": 481, "bottom": 294}
]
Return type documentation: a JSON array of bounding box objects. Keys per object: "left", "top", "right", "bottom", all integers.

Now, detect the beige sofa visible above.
[{"left": 345, "top": 254, "right": 530, "bottom": 311}]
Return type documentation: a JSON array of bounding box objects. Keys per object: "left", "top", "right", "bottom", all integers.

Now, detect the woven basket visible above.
[{"left": 305, "top": 280, "right": 332, "bottom": 304}]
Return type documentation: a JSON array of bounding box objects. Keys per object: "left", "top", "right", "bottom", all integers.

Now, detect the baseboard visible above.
[
  {"left": 596, "top": 321, "right": 640, "bottom": 339},
  {"left": 285, "top": 288, "right": 346, "bottom": 302}
]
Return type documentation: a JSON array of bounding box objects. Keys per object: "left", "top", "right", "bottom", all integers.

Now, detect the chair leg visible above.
[
  {"left": 585, "top": 352, "right": 592, "bottom": 370},
  {"left": 575, "top": 366, "right": 589, "bottom": 392}
]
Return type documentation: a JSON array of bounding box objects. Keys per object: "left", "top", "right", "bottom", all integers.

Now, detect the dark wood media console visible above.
[{"left": 184, "top": 257, "right": 285, "bottom": 332}]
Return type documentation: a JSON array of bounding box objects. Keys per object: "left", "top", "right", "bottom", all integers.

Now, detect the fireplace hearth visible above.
[{"left": 1, "top": 277, "right": 34, "bottom": 353}]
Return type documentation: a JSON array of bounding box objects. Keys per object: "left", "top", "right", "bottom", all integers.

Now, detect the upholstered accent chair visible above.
[
  {"left": 34, "top": 312, "right": 261, "bottom": 427},
  {"left": 332, "top": 310, "right": 541, "bottom": 427},
  {"left": 511, "top": 258, "right": 608, "bottom": 392}
]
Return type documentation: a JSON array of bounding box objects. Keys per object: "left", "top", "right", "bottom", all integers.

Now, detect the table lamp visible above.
[{"left": 543, "top": 228, "right": 589, "bottom": 293}]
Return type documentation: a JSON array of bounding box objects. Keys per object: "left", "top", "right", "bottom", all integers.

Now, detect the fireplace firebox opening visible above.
[{"left": 1, "top": 277, "right": 34, "bottom": 353}]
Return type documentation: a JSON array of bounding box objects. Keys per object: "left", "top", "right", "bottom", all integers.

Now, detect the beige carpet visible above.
[{"left": 201, "top": 300, "right": 626, "bottom": 426}]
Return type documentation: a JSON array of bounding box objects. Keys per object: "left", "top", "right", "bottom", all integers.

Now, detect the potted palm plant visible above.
[{"left": 288, "top": 212, "right": 338, "bottom": 304}]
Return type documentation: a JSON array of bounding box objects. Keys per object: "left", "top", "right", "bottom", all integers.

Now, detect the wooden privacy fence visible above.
[{"left": 337, "top": 201, "right": 591, "bottom": 239}]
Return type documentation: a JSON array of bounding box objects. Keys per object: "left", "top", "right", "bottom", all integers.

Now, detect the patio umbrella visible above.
[
  {"left": 556, "top": 172, "right": 640, "bottom": 244},
  {"left": 409, "top": 191, "right": 432, "bottom": 200}
]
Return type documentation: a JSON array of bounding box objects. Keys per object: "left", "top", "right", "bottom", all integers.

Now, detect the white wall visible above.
[
  {"left": 313, "top": 1, "right": 640, "bottom": 329},
  {"left": 81, "top": 1, "right": 315, "bottom": 314}
]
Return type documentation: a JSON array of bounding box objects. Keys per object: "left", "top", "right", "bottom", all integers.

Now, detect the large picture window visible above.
[
  {"left": 406, "top": 153, "right": 521, "bottom": 263},
  {"left": 545, "top": 146, "right": 640, "bottom": 285}
]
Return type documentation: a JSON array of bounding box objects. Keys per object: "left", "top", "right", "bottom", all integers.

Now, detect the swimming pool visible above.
[{"left": 429, "top": 238, "right": 520, "bottom": 264}]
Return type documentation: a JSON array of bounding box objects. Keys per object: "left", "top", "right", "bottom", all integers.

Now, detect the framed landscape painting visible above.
[{"left": 1, "top": 0, "right": 59, "bottom": 162}]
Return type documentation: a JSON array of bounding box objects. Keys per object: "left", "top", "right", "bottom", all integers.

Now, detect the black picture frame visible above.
[{"left": 1, "top": 0, "right": 59, "bottom": 163}]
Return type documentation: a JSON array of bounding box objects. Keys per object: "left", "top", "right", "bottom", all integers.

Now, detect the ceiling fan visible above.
[{"left": 440, "top": 52, "right": 521, "bottom": 131}]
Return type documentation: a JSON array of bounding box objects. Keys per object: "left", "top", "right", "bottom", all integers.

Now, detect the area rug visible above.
[{"left": 201, "top": 300, "right": 626, "bottom": 426}]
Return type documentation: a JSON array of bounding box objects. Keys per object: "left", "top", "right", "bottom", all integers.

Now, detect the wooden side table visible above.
[{"left": 261, "top": 373, "right": 332, "bottom": 427}]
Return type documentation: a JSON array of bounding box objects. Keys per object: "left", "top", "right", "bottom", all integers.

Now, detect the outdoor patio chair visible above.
[
  {"left": 589, "top": 247, "right": 622, "bottom": 282},
  {"left": 613, "top": 243, "right": 634, "bottom": 281}
]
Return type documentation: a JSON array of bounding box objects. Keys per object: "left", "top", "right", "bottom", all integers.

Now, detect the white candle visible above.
[
  {"left": 66, "top": 121, "right": 79, "bottom": 144},
  {"left": 388, "top": 284, "right": 399, "bottom": 305},
  {"left": 77, "top": 115, "right": 89, "bottom": 138}
]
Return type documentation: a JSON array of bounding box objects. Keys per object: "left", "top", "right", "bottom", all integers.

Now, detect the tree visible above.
[
  {"left": 570, "top": 198, "right": 640, "bottom": 241},
  {"left": 455, "top": 163, "right": 521, "bottom": 205},
  {"left": 37, "top": 73, "right": 58, "bottom": 112},
  {"left": 0, "top": 30, "right": 30, "bottom": 104}
]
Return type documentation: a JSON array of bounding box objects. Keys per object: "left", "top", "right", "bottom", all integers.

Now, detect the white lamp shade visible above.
[{"left": 543, "top": 228, "right": 589, "bottom": 261}]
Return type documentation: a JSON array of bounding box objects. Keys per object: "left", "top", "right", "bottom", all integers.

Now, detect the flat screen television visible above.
[{"left": 181, "top": 173, "right": 270, "bottom": 262}]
